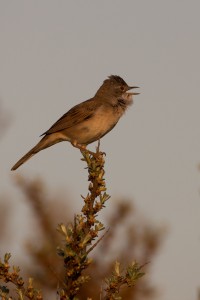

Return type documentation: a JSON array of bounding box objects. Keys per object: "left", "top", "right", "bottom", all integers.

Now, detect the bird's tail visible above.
[{"left": 11, "top": 136, "right": 53, "bottom": 171}]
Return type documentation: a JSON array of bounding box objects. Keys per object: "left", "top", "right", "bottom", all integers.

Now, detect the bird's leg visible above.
[
  {"left": 71, "top": 140, "right": 96, "bottom": 156},
  {"left": 96, "top": 139, "right": 101, "bottom": 152},
  {"left": 96, "top": 139, "right": 106, "bottom": 156},
  {"left": 71, "top": 140, "right": 86, "bottom": 151}
]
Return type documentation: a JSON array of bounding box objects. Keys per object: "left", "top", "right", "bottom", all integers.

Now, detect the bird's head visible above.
[{"left": 96, "top": 75, "right": 139, "bottom": 102}]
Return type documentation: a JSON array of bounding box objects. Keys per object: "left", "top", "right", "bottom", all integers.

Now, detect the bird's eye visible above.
[{"left": 120, "top": 86, "right": 125, "bottom": 91}]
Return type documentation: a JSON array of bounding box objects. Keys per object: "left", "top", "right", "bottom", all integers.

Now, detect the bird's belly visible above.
[{"left": 67, "top": 109, "right": 119, "bottom": 145}]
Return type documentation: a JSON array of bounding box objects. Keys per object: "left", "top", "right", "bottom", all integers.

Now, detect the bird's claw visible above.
[{"left": 71, "top": 140, "right": 105, "bottom": 158}]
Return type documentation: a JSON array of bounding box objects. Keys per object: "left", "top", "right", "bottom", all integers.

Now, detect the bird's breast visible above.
[{"left": 67, "top": 105, "right": 122, "bottom": 145}]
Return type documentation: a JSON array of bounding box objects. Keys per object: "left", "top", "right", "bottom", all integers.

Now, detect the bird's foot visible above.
[
  {"left": 71, "top": 140, "right": 105, "bottom": 158},
  {"left": 71, "top": 140, "right": 96, "bottom": 156}
]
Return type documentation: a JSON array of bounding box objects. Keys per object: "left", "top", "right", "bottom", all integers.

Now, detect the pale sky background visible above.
[{"left": 1, "top": 1, "right": 200, "bottom": 299}]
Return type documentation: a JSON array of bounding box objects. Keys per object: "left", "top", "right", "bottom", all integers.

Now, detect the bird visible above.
[{"left": 11, "top": 75, "right": 139, "bottom": 170}]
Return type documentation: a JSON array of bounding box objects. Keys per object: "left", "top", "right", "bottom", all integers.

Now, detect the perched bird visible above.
[{"left": 11, "top": 75, "right": 139, "bottom": 170}]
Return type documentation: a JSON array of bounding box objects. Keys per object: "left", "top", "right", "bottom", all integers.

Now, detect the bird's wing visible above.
[{"left": 41, "top": 98, "right": 100, "bottom": 136}]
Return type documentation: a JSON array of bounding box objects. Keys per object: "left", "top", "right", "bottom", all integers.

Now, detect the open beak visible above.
[{"left": 127, "top": 86, "right": 140, "bottom": 95}]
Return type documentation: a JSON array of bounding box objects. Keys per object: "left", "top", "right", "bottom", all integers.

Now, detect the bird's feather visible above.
[{"left": 41, "top": 98, "right": 101, "bottom": 136}]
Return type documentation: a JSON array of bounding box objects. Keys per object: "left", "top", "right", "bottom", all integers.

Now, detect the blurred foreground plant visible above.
[
  {"left": 0, "top": 145, "right": 146, "bottom": 299},
  {"left": 0, "top": 253, "right": 42, "bottom": 300}
]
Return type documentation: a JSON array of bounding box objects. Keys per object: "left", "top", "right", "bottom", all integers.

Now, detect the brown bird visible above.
[{"left": 11, "top": 75, "right": 139, "bottom": 170}]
